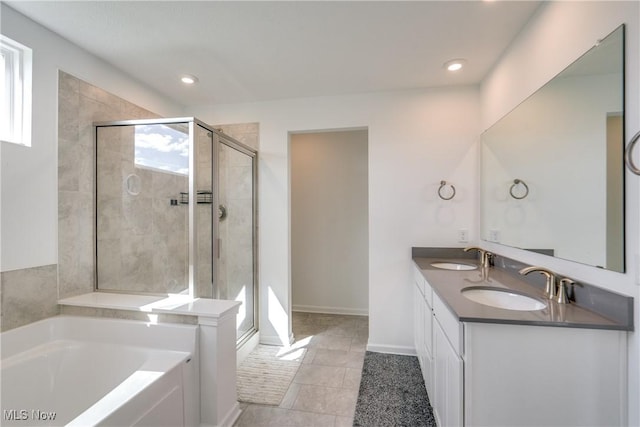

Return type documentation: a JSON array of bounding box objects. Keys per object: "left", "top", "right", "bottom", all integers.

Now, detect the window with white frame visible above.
[{"left": 1, "top": 34, "right": 32, "bottom": 146}]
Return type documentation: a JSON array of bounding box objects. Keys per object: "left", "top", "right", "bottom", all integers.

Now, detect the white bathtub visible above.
[{"left": 0, "top": 316, "right": 199, "bottom": 427}]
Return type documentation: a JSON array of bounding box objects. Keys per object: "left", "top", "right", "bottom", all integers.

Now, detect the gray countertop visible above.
[{"left": 413, "top": 257, "right": 629, "bottom": 331}]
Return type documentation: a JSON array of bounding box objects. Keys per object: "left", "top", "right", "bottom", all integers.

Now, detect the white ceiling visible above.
[{"left": 6, "top": 0, "right": 541, "bottom": 107}]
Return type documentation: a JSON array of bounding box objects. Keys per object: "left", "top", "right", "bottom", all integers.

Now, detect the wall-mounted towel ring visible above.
[
  {"left": 438, "top": 181, "right": 456, "bottom": 200},
  {"left": 625, "top": 130, "right": 640, "bottom": 176},
  {"left": 509, "top": 179, "right": 529, "bottom": 200}
]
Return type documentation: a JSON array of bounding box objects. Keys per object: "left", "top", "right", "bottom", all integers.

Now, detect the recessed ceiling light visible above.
[
  {"left": 444, "top": 59, "right": 466, "bottom": 72},
  {"left": 180, "top": 74, "right": 199, "bottom": 85}
]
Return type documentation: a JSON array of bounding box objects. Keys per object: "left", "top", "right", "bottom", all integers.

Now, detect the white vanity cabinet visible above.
[
  {"left": 433, "top": 316, "right": 463, "bottom": 427},
  {"left": 414, "top": 263, "right": 461, "bottom": 426},
  {"left": 413, "top": 264, "right": 433, "bottom": 396},
  {"left": 412, "top": 263, "right": 628, "bottom": 427},
  {"left": 432, "top": 290, "right": 463, "bottom": 427}
]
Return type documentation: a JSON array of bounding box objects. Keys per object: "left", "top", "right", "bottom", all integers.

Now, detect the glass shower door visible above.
[
  {"left": 95, "top": 118, "right": 258, "bottom": 344},
  {"left": 217, "top": 138, "right": 257, "bottom": 342}
]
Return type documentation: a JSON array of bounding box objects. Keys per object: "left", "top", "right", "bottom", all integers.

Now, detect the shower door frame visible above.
[
  {"left": 214, "top": 129, "right": 259, "bottom": 346},
  {"left": 93, "top": 117, "right": 259, "bottom": 344}
]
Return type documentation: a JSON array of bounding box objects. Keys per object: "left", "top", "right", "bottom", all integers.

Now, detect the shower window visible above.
[{"left": 134, "top": 124, "right": 189, "bottom": 175}]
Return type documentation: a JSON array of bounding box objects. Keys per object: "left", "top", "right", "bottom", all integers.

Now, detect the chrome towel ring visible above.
[
  {"left": 438, "top": 180, "right": 456, "bottom": 200},
  {"left": 510, "top": 179, "right": 529, "bottom": 200},
  {"left": 625, "top": 130, "right": 640, "bottom": 176}
]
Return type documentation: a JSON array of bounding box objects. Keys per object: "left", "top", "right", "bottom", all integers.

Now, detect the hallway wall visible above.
[{"left": 291, "top": 129, "right": 369, "bottom": 316}]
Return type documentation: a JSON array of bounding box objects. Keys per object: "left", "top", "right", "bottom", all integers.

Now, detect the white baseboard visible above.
[
  {"left": 366, "top": 342, "right": 417, "bottom": 356},
  {"left": 292, "top": 304, "right": 368, "bottom": 317},
  {"left": 222, "top": 402, "right": 242, "bottom": 427}
]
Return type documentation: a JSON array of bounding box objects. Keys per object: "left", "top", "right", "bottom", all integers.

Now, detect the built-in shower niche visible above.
[{"left": 96, "top": 121, "right": 193, "bottom": 294}]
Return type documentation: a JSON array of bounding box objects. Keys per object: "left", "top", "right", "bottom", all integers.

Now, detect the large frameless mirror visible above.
[{"left": 481, "top": 25, "right": 625, "bottom": 272}]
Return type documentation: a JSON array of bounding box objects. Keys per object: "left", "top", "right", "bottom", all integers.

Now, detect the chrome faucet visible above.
[
  {"left": 519, "top": 266, "right": 557, "bottom": 299},
  {"left": 556, "top": 277, "right": 583, "bottom": 304},
  {"left": 463, "top": 246, "right": 493, "bottom": 268}
]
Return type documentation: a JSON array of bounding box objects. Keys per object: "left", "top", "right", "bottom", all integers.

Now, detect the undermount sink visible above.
[
  {"left": 430, "top": 262, "right": 477, "bottom": 271},
  {"left": 461, "top": 286, "right": 547, "bottom": 311}
]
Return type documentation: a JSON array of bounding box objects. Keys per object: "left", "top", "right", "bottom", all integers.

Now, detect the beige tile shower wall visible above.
[
  {"left": 58, "top": 71, "right": 160, "bottom": 297},
  {"left": 0, "top": 265, "right": 58, "bottom": 331},
  {"left": 96, "top": 125, "right": 189, "bottom": 294},
  {"left": 216, "top": 123, "right": 259, "bottom": 151},
  {"left": 1, "top": 71, "right": 162, "bottom": 332}
]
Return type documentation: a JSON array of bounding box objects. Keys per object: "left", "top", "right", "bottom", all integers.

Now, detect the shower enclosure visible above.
[{"left": 94, "top": 118, "right": 258, "bottom": 343}]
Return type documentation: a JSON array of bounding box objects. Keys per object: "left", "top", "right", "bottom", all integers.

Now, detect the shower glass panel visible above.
[
  {"left": 96, "top": 122, "right": 190, "bottom": 294},
  {"left": 95, "top": 118, "right": 258, "bottom": 342},
  {"left": 217, "top": 140, "right": 257, "bottom": 341}
]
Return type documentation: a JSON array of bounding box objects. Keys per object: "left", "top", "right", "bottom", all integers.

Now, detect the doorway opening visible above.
[{"left": 290, "top": 128, "right": 369, "bottom": 317}]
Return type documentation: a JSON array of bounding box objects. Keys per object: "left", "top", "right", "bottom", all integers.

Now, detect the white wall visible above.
[
  {"left": 0, "top": 4, "right": 181, "bottom": 271},
  {"left": 480, "top": 1, "right": 640, "bottom": 424},
  {"left": 192, "top": 87, "right": 480, "bottom": 351},
  {"left": 291, "top": 129, "right": 369, "bottom": 316}
]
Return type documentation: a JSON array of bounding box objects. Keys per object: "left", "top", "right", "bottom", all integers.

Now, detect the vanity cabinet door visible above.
[
  {"left": 422, "top": 279, "right": 434, "bottom": 396},
  {"left": 413, "top": 284, "right": 425, "bottom": 369},
  {"left": 434, "top": 319, "right": 463, "bottom": 427},
  {"left": 422, "top": 296, "right": 433, "bottom": 396}
]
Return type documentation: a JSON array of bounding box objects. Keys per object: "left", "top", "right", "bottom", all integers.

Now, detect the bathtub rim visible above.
[
  {"left": 1, "top": 315, "right": 201, "bottom": 427},
  {"left": 1, "top": 315, "right": 199, "bottom": 359}
]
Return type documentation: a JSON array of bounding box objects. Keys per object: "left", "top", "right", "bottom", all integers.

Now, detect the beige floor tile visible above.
[
  {"left": 293, "top": 364, "right": 346, "bottom": 387},
  {"left": 235, "top": 313, "right": 369, "bottom": 427},
  {"left": 343, "top": 367, "right": 362, "bottom": 390},
  {"left": 309, "top": 348, "right": 364, "bottom": 369},
  {"left": 302, "top": 347, "right": 318, "bottom": 364},
  {"left": 292, "top": 384, "right": 358, "bottom": 417},
  {"left": 349, "top": 336, "right": 367, "bottom": 352},
  {"left": 295, "top": 323, "right": 328, "bottom": 337},
  {"left": 235, "top": 404, "right": 336, "bottom": 426},
  {"left": 307, "top": 334, "right": 353, "bottom": 351},
  {"left": 321, "top": 324, "right": 360, "bottom": 337},
  {"left": 279, "top": 382, "right": 302, "bottom": 409},
  {"left": 334, "top": 415, "right": 354, "bottom": 427}
]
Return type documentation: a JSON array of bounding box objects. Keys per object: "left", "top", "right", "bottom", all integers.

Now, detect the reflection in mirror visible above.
[
  {"left": 96, "top": 123, "right": 190, "bottom": 294},
  {"left": 481, "top": 25, "right": 624, "bottom": 272}
]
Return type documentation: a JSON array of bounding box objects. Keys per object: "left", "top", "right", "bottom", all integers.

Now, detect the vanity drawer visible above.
[{"left": 433, "top": 293, "right": 463, "bottom": 356}]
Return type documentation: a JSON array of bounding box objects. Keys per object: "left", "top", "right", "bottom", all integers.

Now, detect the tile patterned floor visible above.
[{"left": 234, "top": 312, "right": 369, "bottom": 427}]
